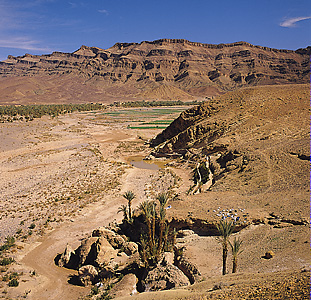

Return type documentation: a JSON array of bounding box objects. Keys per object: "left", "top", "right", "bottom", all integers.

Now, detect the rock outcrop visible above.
[
  {"left": 56, "top": 226, "right": 202, "bottom": 293},
  {"left": 78, "top": 265, "right": 98, "bottom": 286},
  {"left": 57, "top": 244, "right": 77, "bottom": 268},
  {"left": 144, "top": 254, "right": 190, "bottom": 291},
  {"left": 56, "top": 227, "right": 137, "bottom": 271},
  {"left": 150, "top": 84, "right": 309, "bottom": 199}
]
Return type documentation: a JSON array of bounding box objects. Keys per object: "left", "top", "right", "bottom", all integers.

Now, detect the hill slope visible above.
[{"left": 151, "top": 83, "right": 309, "bottom": 218}]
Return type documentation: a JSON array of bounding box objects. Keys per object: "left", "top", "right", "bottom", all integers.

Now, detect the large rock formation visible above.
[{"left": 0, "top": 39, "right": 309, "bottom": 104}]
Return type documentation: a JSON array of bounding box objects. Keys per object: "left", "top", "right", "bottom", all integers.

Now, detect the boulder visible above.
[
  {"left": 78, "top": 265, "right": 98, "bottom": 286},
  {"left": 98, "top": 265, "right": 114, "bottom": 279},
  {"left": 177, "top": 229, "right": 196, "bottom": 238},
  {"left": 77, "top": 237, "right": 98, "bottom": 266},
  {"left": 264, "top": 250, "right": 275, "bottom": 259},
  {"left": 144, "top": 256, "right": 190, "bottom": 291},
  {"left": 109, "top": 274, "right": 138, "bottom": 298},
  {"left": 92, "top": 227, "right": 127, "bottom": 249},
  {"left": 92, "top": 227, "right": 138, "bottom": 255},
  {"left": 174, "top": 255, "right": 201, "bottom": 284},
  {"left": 162, "top": 252, "right": 175, "bottom": 265},
  {"left": 57, "top": 244, "right": 77, "bottom": 268},
  {"left": 124, "top": 241, "right": 138, "bottom": 255},
  {"left": 95, "top": 237, "right": 119, "bottom": 267}
]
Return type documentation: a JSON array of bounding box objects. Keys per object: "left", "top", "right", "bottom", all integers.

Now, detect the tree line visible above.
[
  {"left": 0, "top": 103, "right": 105, "bottom": 122},
  {"left": 0, "top": 99, "right": 202, "bottom": 123},
  {"left": 112, "top": 99, "right": 202, "bottom": 108}
]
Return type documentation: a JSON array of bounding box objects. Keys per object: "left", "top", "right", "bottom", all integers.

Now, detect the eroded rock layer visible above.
[{"left": 0, "top": 39, "right": 309, "bottom": 104}]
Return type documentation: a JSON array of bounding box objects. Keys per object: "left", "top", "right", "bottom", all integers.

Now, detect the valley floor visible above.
[{"left": 0, "top": 108, "right": 309, "bottom": 299}]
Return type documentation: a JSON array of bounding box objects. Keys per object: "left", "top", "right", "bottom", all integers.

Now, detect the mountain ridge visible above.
[{"left": 0, "top": 39, "right": 309, "bottom": 104}]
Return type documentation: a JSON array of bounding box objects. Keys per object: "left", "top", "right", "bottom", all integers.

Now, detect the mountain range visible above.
[{"left": 0, "top": 39, "right": 309, "bottom": 104}]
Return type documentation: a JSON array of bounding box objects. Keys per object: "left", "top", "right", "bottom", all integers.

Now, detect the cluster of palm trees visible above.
[
  {"left": 216, "top": 219, "right": 243, "bottom": 275},
  {"left": 0, "top": 103, "right": 105, "bottom": 122},
  {"left": 119, "top": 191, "right": 243, "bottom": 274},
  {"left": 112, "top": 99, "right": 200, "bottom": 108},
  {"left": 118, "top": 191, "right": 173, "bottom": 267}
]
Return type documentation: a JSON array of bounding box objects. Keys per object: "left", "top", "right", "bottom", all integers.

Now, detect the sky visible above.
[{"left": 0, "top": 0, "right": 310, "bottom": 61}]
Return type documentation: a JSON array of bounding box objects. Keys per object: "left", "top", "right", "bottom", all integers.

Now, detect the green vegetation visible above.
[
  {"left": 0, "top": 237, "right": 15, "bottom": 253},
  {"left": 0, "top": 99, "right": 199, "bottom": 123},
  {"left": 113, "top": 99, "right": 201, "bottom": 108},
  {"left": 118, "top": 191, "right": 175, "bottom": 269},
  {"left": 122, "top": 191, "right": 135, "bottom": 222},
  {"left": 29, "top": 223, "right": 36, "bottom": 229},
  {"left": 103, "top": 107, "right": 185, "bottom": 118},
  {"left": 144, "top": 120, "right": 173, "bottom": 124},
  {"left": 8, "top": 278, "right": 19, "bottom": 287},
  {"left": 0, "top": 103, "right": 105, "bottom": 122},
  {"left": 127, "top": 125, "right": 168, "bottom": 129},
  {"left": 0, "top": 257, "right": 14, "bottom": 266},
  {"left": 127, "top": 119, "right": 173, "bottom": 130},
  {"left": 138, "top": 192, "right": 174, "bottom": 267}
]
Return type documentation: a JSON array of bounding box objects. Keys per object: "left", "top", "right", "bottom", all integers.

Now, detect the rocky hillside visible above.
[
  {"left": 151, "top": 84, "right": 309, "bottom": 213},
  {"left": 0, "top": 39, "right": 309, "bottom": 104}
]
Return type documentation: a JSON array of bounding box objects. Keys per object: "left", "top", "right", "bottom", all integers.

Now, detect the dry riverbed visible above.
[
  {"left": 0, "top": 108, "right": 182, "bottom": 299},
  {"left": 0, "top": 106, "right": 309, "bottom": 300}
]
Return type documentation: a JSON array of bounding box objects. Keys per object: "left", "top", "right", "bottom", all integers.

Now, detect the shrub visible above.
[
  {"left": 0, "top": 257, "right": 14, "bottom": 266},
  {"left": 8, "top": 278, "right": 19, "bottom": 287},
  {"left": 0, "top": 237, "right": 15, "bottom": 252},
  {"left": 29, "top": 223, "right": 36, "bottom": 229}
]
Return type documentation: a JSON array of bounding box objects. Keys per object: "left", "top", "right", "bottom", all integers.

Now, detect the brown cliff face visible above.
[{"left": 0, "top": 39, "right": 309, "bottom": 104}]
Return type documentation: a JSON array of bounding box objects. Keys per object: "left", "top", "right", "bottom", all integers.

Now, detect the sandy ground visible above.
[
  {"left": 0, "top": 107, "right": 309, "bottom": 300},
  {"left": 0, "top": 110, "right": 177, "bottom": 299}
]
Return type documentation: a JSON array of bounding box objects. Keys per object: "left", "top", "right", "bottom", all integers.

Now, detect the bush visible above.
[
  {"left": 0, "top": 237, "right": 15, "bottom": 252},
  {"left": 0, "top": 257, "right": 14, "bottom": 266},
  {"left": 29, "top": 223, "right": 36, "bottom": 229},
  {"left": 8, "top": 278, "right": 19, "bottom": 287}
]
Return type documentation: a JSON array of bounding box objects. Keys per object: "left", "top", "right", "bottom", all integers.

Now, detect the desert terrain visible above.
[
  {"left": 0, "top": 39, "right": 309, "bottom": 300},
  {"left": 0, "top": 84, "right": 309, "bottom": 300},
  {"left": 0, "top": 106, "right": 188, "bottom": 299}
]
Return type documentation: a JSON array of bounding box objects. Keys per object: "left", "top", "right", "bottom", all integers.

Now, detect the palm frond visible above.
[
  {"left": 156, "top": 192, "right": 169, "bottom": 208},
  {"left": 230, "top": 237, "right": 243, "bottom": 256}
]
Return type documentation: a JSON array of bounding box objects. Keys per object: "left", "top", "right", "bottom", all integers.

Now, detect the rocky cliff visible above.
[{"left": 0, "top": 39, "right": 309, "bottom": 104}]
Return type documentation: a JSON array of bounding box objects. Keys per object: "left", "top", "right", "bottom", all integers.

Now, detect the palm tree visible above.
[
  {"left": 230, "top": 237, "right": 243, "bottom": 273},
  {"left": 156, "top": 192, "right": 169, "bottom": 252},
  {"left": 122, "top": 191, "right": 135, "bottom": 221},
  {"left": 117, "top": 204, "right": 128, "bottom": 222},
  {"left": 158, "top": 206, "right": 166, "bottom": 252},
  {"left": 139, "top": 200, "right": 153, "bottom": 249},
  {"left": 162, "top": 223, "right": 170, "bottom": 252},
  {"left": 150, "top": 202, "right": 157, "bottom": 249},
  {"left": 216, "top": 219, "right": 235, "bottom": 275}
]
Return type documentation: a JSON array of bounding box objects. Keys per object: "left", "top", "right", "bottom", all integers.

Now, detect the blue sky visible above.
[{"left": 0, "top": 0, "right": 310, "bottom": 60}]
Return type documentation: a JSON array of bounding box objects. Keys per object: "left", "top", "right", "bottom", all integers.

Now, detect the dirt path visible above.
[{"left": 18, "top": 159, "right": 158, "bottom": 300}]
